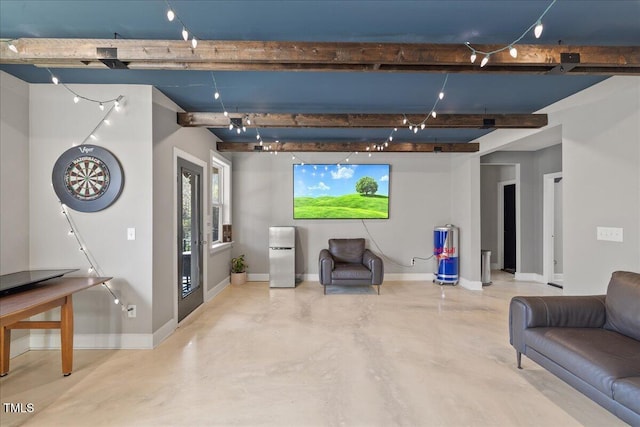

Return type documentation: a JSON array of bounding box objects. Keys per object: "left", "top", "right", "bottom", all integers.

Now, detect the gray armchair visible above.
[{"left": 318, "top": 238, "right": 384, "bottom": 294}]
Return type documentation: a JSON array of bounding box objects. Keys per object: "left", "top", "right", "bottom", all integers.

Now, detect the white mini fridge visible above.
[{"left": 269, "top": 226, "right": 296, "bottom": 288}]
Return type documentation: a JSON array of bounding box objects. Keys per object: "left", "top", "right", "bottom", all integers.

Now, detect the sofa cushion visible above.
[
  {"left": 604, "top": 271, "right": 640, "bottom": 341},
  {"left": 524, "top": 328, "right": 640, "bottom": 397},
  {"left": 612, "top": 377, "right": 640, "bottom": 415},
  {"left": 328, "top": 239, "right": 365, "bottom": 264},
  {"left": 331, "top": 263, "right": 372, "bottom": 281}
]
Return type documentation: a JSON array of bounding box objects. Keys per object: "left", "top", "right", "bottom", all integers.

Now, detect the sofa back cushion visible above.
[
  {"left": 329, "top": 238, "right": 365, "bottom": 264},
  {"left": 604, "top": 271, "right": 640, "bottom": 341}
]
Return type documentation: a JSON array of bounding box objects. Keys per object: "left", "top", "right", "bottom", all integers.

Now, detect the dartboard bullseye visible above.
[{"left": 52, "top": 145, "right": 124, "bottom": 212}]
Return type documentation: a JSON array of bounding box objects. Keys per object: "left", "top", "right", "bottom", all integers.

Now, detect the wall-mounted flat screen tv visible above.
[{"left": 293, "top": 164, "right": 390, "bottom": 219}]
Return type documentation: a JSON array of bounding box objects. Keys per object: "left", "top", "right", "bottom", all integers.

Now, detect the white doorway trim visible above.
[
  {"left": 543, "top": 171, "right": 562, "bottom": 285},
  {"left": 496, "top": 164, "right": 520, "bottom": 272},
  {"left": 173, "top": 148, "right": 208, "bottom": 326}
]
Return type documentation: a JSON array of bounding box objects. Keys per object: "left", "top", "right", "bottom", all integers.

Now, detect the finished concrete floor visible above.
[{"left": 0, "top": 271, "right": 626, "bottom": 426}]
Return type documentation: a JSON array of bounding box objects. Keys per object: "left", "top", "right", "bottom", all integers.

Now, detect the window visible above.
[{"left": 210, "top": 151, "right": 231, "bottom": 249}]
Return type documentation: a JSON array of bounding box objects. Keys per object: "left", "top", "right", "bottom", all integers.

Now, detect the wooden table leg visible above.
[
  {"left": 60, "top": 295, "right": 74, "bottom": 376},
  {"left": 0, "top": 326, "right": 10, "bottom": 376}
]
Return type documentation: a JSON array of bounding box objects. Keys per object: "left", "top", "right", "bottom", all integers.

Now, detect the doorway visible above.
[
  {"left": 543, "top": 172, "right": 563, "bottom": 288},
  {"left": 177, "top": 158, "right": 204, "bottom": 322},
  {"left": 502, "top": 183, "right": 517, "bottom": 273}
]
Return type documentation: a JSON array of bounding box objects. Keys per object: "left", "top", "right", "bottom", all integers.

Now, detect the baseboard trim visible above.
[
  {"left": 153, "top": 318, "right": 177, "bottom": 348},
  {"left": 459, "top": 277, "right": 483, "bottom": 291},
  {"left": 10, "top": 333, "right": 31, "bottom": 358},
  {"left": 29, "top": 332, "right": 154, "bottom": 350},
  {"left": 247, "top": 273, "right": 269, "bottom": 282},
  {"left": 385, "top": 273, "right": 435, "bottom": 281},
  {"left": 491, "top": 263, "right": 500, "bottom": 270},
  {"left": 514, "top": 272, "right": 546, "bottom": 283},
  {"left": 206, "top": 276, "right": 230, "bottom": 302}
]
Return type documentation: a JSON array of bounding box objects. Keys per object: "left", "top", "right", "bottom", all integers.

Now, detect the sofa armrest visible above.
[
  {"left": 509, "top": 295, "right": 606, "bottom": 352},
  {"left": 363, "top": 249, "right": 384, "bottom": 285},
  {"left": 319, "top": 249, "right": 334, "bottom": 286}
]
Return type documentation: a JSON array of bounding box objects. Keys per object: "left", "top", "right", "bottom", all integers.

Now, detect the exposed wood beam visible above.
[
  {"left": 1, "top": 39, "right": 638, "bottom": 75},
  {"left": 217, "top": 142, "right": 479, "bottom": 153},
  {"left": 178, "top": 112, "right": 547, "bottom": 129}
]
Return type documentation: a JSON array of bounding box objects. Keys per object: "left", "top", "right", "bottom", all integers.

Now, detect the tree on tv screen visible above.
[{"left": 355, "top": 176, "right": 378, "bottom": 195}]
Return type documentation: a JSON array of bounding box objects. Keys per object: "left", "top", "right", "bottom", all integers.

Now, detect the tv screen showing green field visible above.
[{"left": 293, "top": 164, "right": 390, "bottom": 219}]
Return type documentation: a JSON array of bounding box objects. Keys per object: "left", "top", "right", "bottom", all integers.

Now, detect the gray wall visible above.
[
  {"left": 560, "top": 78, "right": 639, "bottom": 294},
  {"left": 480, "top": 164, "right": 515, "bottom": 265},
  {"left": 0, "top": 72, "right": 29, "bottom": 275},
  {"left": 151, "top": 88, "right": 231, "bottom": 332},
  {"left": 478, "top": 76, "right": 639, "bottom": 294},
  {"left": 232, "top": 152, "right": 454, "bottom": 279},
  {"left": 480, "top": 144, "right": 562, "bottom": 274},
  {"left": 28, "top": 84, "right": 154, "bottom": 338}
]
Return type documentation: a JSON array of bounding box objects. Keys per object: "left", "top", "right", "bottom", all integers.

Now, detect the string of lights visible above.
[
  {"left": 44, "top": 67, "right": 125, "bottom": 110},
  {"left": 60, "top": 202, "right": 124, "bottom": 309},
  {"left": 464, "top": 0, "right": 557, "bottom": 67}
]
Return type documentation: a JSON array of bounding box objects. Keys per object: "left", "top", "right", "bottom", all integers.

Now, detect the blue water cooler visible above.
[{"left": 434, "top": 224, "right": 459, "bottom": 285}]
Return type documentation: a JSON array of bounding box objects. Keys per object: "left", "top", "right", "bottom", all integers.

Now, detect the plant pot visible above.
[{"left": 231, "top": 272, "right": 247, "bottom": 285}]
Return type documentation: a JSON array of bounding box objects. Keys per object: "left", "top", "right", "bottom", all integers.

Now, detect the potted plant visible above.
[{"left": 230, "top": 254, "right": 248, "bottom": 285}]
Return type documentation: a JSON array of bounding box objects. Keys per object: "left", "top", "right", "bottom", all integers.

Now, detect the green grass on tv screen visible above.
[{"left": 294, "top": 194, "right": 389, "bottom": 219}]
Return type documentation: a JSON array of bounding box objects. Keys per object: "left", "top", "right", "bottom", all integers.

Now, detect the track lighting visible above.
[
  {"left": 167, "top": 9, "right": 175, "bottom": 21},
  {"left": 534, "top": 20, "right": 543, "bottom": 38}
]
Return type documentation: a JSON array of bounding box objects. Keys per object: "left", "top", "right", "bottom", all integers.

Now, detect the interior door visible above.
[
  {"left": 503, "top": 183, "right": 516, "bottom": 273},
  {"left": 177, "top": 158, "right": 204, "bottom": 322}
]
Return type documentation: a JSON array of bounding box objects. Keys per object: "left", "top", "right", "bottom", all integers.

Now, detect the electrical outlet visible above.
[{"left": 127, "top": 305, "right": 136, "bottom": 318}]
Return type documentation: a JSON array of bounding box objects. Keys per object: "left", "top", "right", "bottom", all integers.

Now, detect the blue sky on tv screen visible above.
[{"left": 293, "top": 164, "right": 389, "bottom": 197}]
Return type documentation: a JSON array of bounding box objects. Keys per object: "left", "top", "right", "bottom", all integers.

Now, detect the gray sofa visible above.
[
  {"left": 509, "top": 271, "right": 640, "bottom": 425},
  {"left": 318, "top": 238, "right": 384, "bottom": 294}
]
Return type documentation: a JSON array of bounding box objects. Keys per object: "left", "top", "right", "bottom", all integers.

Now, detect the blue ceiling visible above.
[{"left": 1, "top": 1, "right": 639, "bottom": 144}]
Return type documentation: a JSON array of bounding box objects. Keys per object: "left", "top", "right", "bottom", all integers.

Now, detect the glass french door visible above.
[{"left": 177, "top": 158, "right": 204, "bottom": 322}]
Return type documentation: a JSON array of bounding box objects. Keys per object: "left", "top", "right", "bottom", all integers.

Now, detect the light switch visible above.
[
  {"left": 127, "top": 227, "right": 136, "bottom": 240},
  {"left": 596, "top": 226, "right": 623, "bottom": 242}
]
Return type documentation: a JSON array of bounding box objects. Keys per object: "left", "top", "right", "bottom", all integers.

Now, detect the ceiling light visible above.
[
  {"left": 480, "top": 54, "right": 490, "bottom": 67},
  {"left": 182, "top": 28, "right": 189, "bottom": 41},
  {"left": 8, "top": 43, "right": 18, "bottom": 53},
  {"left": 167, "top": 9, "right": 175, "bottom": 21},
  {"left": 534, "top": 20, "right": 543, "bottom": 38},
  {"left": 509, "top": 45, "right": 518, "bottom": 58}
]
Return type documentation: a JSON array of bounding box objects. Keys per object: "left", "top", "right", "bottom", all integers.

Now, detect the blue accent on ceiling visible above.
[{"left": 1, "top": 1, "right": 638, "bottom": 144}]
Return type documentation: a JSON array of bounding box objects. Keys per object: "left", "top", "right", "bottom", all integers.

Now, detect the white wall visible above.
[
  {"left": 28, "top": 83, "right": 155, "bottom": 346},
  {"left": 232, "top": 152, "right": 455, "bottom": 282},
  {"left": 0, "top": 72, "right": 30, "bottom": 275},
  {"left": 478, "top": 76, "right": 640, "bottom": 294}
]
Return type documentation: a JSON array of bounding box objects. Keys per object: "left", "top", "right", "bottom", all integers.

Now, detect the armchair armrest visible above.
[
  {"left": 363, "top": 249, "right": 384, "bottom": 285},
  {"left": 319, "top": 249, "right": 334, "bottom": 286},
  {"left": 509, "top": 295, "right": 606, "bottom": 352}
]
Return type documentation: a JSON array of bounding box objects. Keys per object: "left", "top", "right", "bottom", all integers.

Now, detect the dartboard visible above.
[
  {"left": 64, "top": 156, "right": 110, "bottom": 201},
  {"left": 52, "top": 145, "right": 124, "bottom": 212}
]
